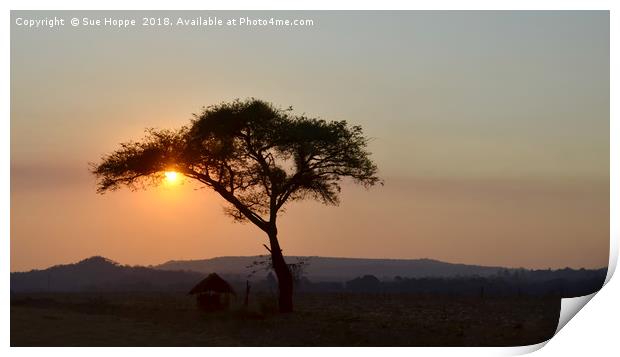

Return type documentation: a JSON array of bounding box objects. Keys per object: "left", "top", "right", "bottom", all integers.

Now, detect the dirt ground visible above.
[{"left": 10, "top": 292, "right": 560, "bottom": 346}]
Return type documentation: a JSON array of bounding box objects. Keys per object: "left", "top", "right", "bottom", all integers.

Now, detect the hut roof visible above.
[{"left": 189, "top": 273, "right": 235, "bottom": 295}]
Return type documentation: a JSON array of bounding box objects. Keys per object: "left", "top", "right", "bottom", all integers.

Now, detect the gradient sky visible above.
[{"left": 11, "top": 11, "right": 609, "bottom": 272}]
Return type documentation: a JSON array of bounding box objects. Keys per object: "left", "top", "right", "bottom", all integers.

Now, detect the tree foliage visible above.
[{"left": 92, "top": 99, "right": 381, "bottom": 231}]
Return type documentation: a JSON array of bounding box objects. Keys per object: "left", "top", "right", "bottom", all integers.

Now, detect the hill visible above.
[
  {"left": 10, "top": 256, "right": 203, "bottom": 293},
  {"left": 156, "top": 256, "right": 510, "bottom": 281}
]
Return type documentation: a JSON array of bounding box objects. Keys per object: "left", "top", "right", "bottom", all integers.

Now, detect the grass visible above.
[{"left": 11, "top": 292, "right": 559, "bottom": 346}]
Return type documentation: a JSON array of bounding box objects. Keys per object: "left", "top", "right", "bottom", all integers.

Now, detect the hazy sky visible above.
[{"left": 11, "top": 11, "right": 609, "bottom": 271}]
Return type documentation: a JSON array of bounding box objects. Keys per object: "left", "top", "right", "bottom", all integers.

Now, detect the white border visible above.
[
  {"left": 3, "top": 1, "right": 617, "bottom": 356},
  {"left": 0, "top": 0, "right": 616, "bottom": 10}
]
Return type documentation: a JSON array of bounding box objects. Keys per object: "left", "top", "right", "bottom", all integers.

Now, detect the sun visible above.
[{"left": 164, "top": 171, "right": 179, "bottom": 183}]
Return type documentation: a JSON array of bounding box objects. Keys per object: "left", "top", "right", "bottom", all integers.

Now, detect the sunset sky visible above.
[{"left": 11, "top": 11, "right": 609, "bottom": 271}]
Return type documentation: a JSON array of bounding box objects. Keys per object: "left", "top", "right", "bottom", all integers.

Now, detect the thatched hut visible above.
[{"left": 189, "top": 273, "right": 235, "bottom": 311}]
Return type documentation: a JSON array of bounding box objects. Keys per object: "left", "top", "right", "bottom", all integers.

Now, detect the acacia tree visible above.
[{"left": 91, "top": 99, "right": 381, "bottom": 312}]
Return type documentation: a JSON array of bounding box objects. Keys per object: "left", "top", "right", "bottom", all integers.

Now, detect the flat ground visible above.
[{"left": 11, "top": 292, "right": 559, "bottom": 346}]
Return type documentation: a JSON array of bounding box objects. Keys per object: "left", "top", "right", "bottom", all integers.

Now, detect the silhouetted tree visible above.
[
  {"left": 346, "top": 275, "right": 382, "bottom": 292},
  {"left": 91, "top": 99, "right": 381, "bottom": 312}
]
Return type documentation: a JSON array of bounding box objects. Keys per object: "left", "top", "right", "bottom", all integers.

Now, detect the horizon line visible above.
[{"left": 10, "top": 254, "right": 608, "bottom": 274}]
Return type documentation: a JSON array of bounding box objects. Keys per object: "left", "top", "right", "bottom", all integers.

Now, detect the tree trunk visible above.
[{"left": 268, "top": 231, "right": 294, "bottom": 313}]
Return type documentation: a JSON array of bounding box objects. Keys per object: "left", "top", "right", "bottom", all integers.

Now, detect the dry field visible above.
[{"left": 11, "top": 292, "right": 559, "bottom": 346}]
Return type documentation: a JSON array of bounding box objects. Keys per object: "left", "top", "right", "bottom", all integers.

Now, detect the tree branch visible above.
[{"left": 185, "top": 169, "right": 269, "bottom": 231}]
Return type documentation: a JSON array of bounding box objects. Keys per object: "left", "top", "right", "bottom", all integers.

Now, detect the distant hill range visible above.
[
  {"left": 11, "top": 255, "right": 606, "bottom": 297},
  {"left": 10, "top": 256, "right": 203, "bottom": 293},
  {"left": 156, "top": 256, "right": 512, "bottom": 282}
]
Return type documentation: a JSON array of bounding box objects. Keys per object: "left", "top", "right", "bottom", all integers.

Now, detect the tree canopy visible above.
[{"left": 92, "top": 99, "right": 381, "bottom": 231}]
